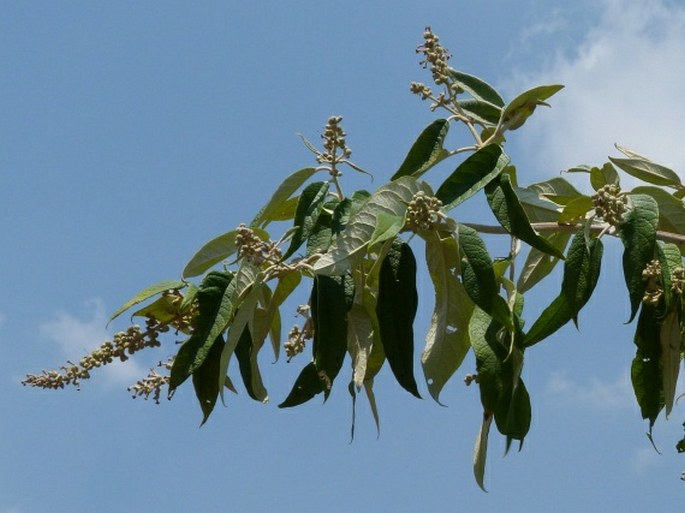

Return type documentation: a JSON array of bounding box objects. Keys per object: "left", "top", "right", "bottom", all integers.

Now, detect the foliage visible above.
[{"left": 23, "top": 28, "right": 685, "bottom": 489}]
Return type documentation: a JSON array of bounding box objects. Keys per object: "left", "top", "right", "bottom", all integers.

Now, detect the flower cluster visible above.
[
  {"left": 284, "top": 304, "right": 313, "bottom": 361},
  {"left": 641, "top": 259, "right": 663, "bottom": 306},
  {"left": 317, "top": 115, "right": 352, "bottom": 167},
  {"left": 592, "top": 184, "right": 628, "bottom": 227},
  {"left": 405, "top": 191, "right": 444, "bottom": 231},
  {"left": 235, "top": 224, "right": 282, "bottom": 266},
  {"left": 163, "top": 289, "right": 198, "bottom": 333},
  {"left": 128, "top": 358, "right": 174, "bottom": 404},
  {"left": 671, "top": 267, "right": 685, "bottom": 297},
  {"left": 22, "top": 319, "right": 166, "bottom": 390},
  {"left": 416, "top": 27, "right": 451, "bottom": 86}
]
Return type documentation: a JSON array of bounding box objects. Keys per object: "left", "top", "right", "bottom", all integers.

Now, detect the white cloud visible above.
[
  {"left": 512, "top": 0, "right": 685, "bottom": 184},
  {"left": 39, "top": 299, "right": 146, "bottom": 386},
  {"left": 547, "top": 369, "right": 633, "bottom": 411}
]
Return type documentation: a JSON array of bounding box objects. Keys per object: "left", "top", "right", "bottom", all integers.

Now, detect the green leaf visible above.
[
  {"left": 448, "top": 69, "right": 505, "bottom": 107},
  {"left": 631, "top": 307, "right": 663, "bottom": 428},
  {"left": 456, "top": 99, "right": 502, "bottom": 126},
  {"left": 313, "top": 177, "right": 423, "bottom": 276},
  {"left": 182, "top": 228, "right": 270, "bottom": 279},
  {"left": 610, "top": 145, "right": 683, "bottom": 189},
  {"left": 257, "top": 270, "right": 302, "bottom": 361},
  {"left": 485, "top": 173, "right": 565, "bottom": 259},
  {"left": 473, "top": 413, "right": 493, "bottom": 492},
  {"left": 347, "top": 303, "right": 375, "bottom": 390},
  {"left": 660, "top": 311, "right": 681, "bottom": 417},
  {"left": 169, "top": 271, "right": 234, "bottom": 391},
  {"left": 561, "top": 232, "right": 604, "bottom": 326},
  {"left": 306, "top": 199, "right": 339, "bottom": 256},
  {"left": 523, "top": 294, "right": 573, "bottom": 348},
  {"left": 515, "top": 187, "right": 562, "bottom": 222},
  {"left": 435, "top": 145, "right": 510, "bottom": 212},
  {"left": 109, "top": 279, "right": 186, "bottom": 323},
  {"left": 590, "top": 163, "right": 620, "bottom": 191},
  {"left": 458, "top": 224, "right": 512, "bottom": 330},
  {"left": 657, "top": 242, "right": 684, "bottom": 310},
  {"left": 131, "top": 294, "right": 184, "bottom": 325},
  {"left": 528, "top": 176, "right": 582, "bottom": 205},
  {"left": 192, "top": 334, "right": 225, "bottom": 425},
  {"left": 234, "top": 325, "right": 268, "bottom": 402},
  {"left": 620, "top": 194, "right": 659, "bottom": 321},
  {"left": 421, "top": 231, "right": 474, "bottom": 404},
  {"left": 500, "top": 84, "right": 564, "bottom": 131},
  {"left": 391, "top": 119, "right": 450, "bottom": 180},
  {"left": 517, "top": 232, "right": 571, "bottom": 293},
  {"left": 496, "top": 378, "right": 531, "bottom": 452},
  {"left": 557, "top": 196, "right": 594, "bottom": 224},
  {"left": 368, "top": 211, "right": 406, "bottom": 248},
  {"left": 632, "top": 186, "right": 685, "bottom": 237},
  {"left": 278, "top": 361, "right": 325, "bottom": 408},
  {"left": 376, "top": 239, "right": 421, "bottom": 398},
  {"left": 312, "top": 275, "right": 354, "bottom": 395},
  {"left": 282, "top": 181, "right": 330, "bottom": 260},
  {"left": 251, "top": 167, "right": 319, "bottom": 228}
]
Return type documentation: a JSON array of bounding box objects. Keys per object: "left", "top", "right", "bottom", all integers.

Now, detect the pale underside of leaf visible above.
[
  {"left": 347, "top": 304, "right": 374, "bottom": 390},
  {"left": 660, "top": 311, "right": 681, "bottom": 417},
  {"left": 421, "top": 231, "right": 473, "bottom": 404},
  {"left": 473, "top": 413, "right": 493, "bottom": 492},
  {"left": 313, "top": 177, "right": 426, "bottom": 275}
]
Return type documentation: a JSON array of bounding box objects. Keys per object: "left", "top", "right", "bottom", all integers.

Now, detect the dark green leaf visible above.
[
  {"left": 500, "top": 84, "right": 564, "bottom": 131},
  {"left": 485, "top": 173, "right": 565, "bottom": 259},
  {"left": 631, "top": 307, "right": 663, "bottom": 428},
  {"left": 391, "top": 119, "right": 450, "bottom": 180},
  {"left": 170, "top": 271, "right": 234, "bottom": 391},
  {"left": 561, "top": 232, "right": 604, "bottom": 325},
  {"left": 278, "top": 361, "right": 325, "bottom": 408},
  {"left": 436, "top": 145, "right": 510, "bottom": 211},
  {"left": 458, "top": 224, "right": 512, "bottom": 330},
  {"left": 620, "top": 194, "right": 659, "bottom": 321},
  {"left": 234, "top": 325, "right": 268, "bottom": 402},
  {"left": 376, "top": 239, "right": 421, "bottom": 398},
  {"left": 448, "top": 69, "right": 505, "bottom": 107},
  {"left": 306, "top": 200, "right": 339, "bottom": 256},
  {"left": 456, "top": 99, "right": 502, "bottom": 126},
  {"left": 282, "top": 181, "right": 330, "bottom": 260},
  {"left": 524, "top": 294, "right": 573, "bottom": 348},
  {"left": 192, "top": 334, "right": 225, "bottom": 425},
  {"left": 632, "top": 186, "right": 685, "bottom": 238},
  {"left": 312, "top": 275, "right": 354, "bottom": 395}
]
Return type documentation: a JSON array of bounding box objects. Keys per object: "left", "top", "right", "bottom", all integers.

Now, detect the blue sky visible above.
[{"left": 2, "top": 1, "right": 685, "bottom": 511}]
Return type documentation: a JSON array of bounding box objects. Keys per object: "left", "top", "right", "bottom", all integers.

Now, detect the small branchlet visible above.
[
  {"left": 284, "top": 304, "right": 313, "bottom": 362},
  {"left": 592, "top": 184, "right": 628, "bottom": 228},
  {"left": 23, "top": 318, "right": 170, "bottom": 390},
  {"left": 128, "top": 358, "right": 174, "bottom": 404},
  {"left": 405, "top": 191, "right": 444, "bottom": 231}
]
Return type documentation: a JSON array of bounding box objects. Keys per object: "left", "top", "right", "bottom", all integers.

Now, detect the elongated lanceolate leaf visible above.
[
  {"left": 456, "top": 99, "right": 502, "bottom": 126},
  {"left": 347, "top": 304, "right": 374, "bottom": 391},
  {"left": 278, "top": 361, "right": 325, "bottom": 408},
  {"left": 421, "top": 231, "right": 473, "bottom": 403},
  {"left": 660, "top": 311, "right": 681, "bottom": 417},
  {"left": 561, "top": 232, "right": 604, "bottom": 326},
  {"left": 611, "top": 145, "right": 683, "bottom": 189},
  {"left": 485, "top": 173, "right": 565, "bottom": 259},
  {"left": 458, "top": 224, "right": 512, "bottom": 330},
  {"left": 192, "top": 334, "right": 226, "bottom": 425},
  {"left": 313, "top": 177, "right": 424, "bottom": 276},
  {"left": 109, "top": 279, "right": 186, "bottom": 323},
  {"left": 500, "top": 84, "right": 564, "bottom": 131},
  {"left": 312, "top": 275, "right": 354, "bottom": 396},
  {"left": 282, "top": 181, "right": 330, "bottom": 260},
  {"left": 632, "top": 186, "right": 685, "bottom": 238},
  {"left": 391, "top": 119, "right": 450, "bottom": 180},
  {"left": 620, "top": 194, "right": 659, "bottom": 322},
  {"left": 376, "top": 239, "right": 421, "bottom": 397},
  {"left": 182, "top": 227, "right": 270, "bottom": 279},
  {"left": 251, "top": 167, "right": 319, "bottom": 228},
  {"left": 473, "top": 413, "right": 493, "bottom": 492},
  {"left": 435, "top": 145, "right": 510, "bottom": 212},
  {"left": 631, "top": 307, "right": 663, "bottom": 428},
  {"left": 517, "top": 232, "right": 571, "bottom": 293},
  {"left": 234, "top": 325, "right": 268, "bottom": 402},
  {"left": 170, "top": 271, "right": 234, "bottom": 391}
]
